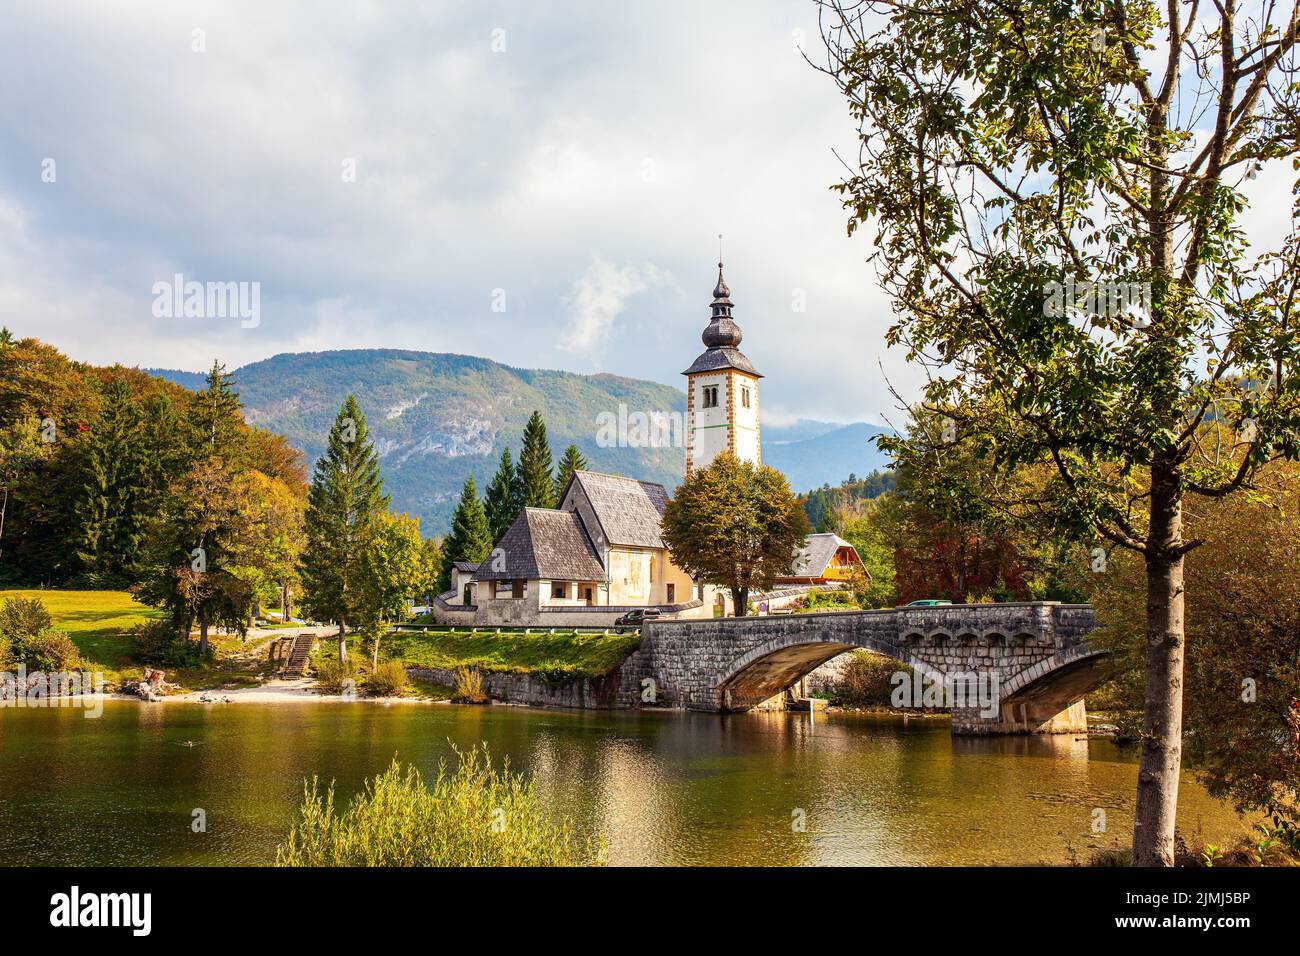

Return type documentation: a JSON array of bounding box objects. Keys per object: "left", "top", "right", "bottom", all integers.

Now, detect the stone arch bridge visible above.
[{"left": 622, "top": 602, "right": 1103, "bottom": 734}]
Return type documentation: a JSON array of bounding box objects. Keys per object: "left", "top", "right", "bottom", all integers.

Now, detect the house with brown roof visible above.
[
  {"left": 440, "top": 469, "right": 725, "bottom": 625},
  {"left": 773, "top": 533, "right": 867, "bottom": 585}
]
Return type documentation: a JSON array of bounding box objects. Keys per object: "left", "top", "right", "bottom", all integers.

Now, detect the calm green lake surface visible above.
[{"left": 0, "top": 700, "right": 1251, "bottom": 866}]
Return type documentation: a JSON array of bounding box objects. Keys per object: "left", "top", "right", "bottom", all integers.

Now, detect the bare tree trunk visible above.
[
  {"left": 956, "top": 535, "right": 968, "bottom": 601},
  {"left": 198, "top": 613, "right": 209, "bottom": 658},
  {"left": 1132, "top": 462, "right": 1185, "bottom": 866},
  {"left": 1128, "top": 78, "right": 1186, "bottom": 865},
  {"left": 731, "top": 587, "right": 750, "bottom": 617},
  {"left": 281, "top": 585, "right": 289, "bottom": 622},
  {"left": 337, "top": 621, "right": 348, "bottom": 665}
]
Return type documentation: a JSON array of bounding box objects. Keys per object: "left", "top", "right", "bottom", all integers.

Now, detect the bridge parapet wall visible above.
[
  {"left": 902, "top": 604, "right": 1097, "bottom": 685},
  {"left": 897, "top": 602, "right": 1053, "bottom": 643},
  {"left": 1047, "top": 604, "right": 1098, "bottom": 647}
]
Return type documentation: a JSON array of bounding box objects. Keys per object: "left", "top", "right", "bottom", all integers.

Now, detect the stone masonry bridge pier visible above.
[{"left": 622, "top": 602, "right": 1103, "bottom": 734}]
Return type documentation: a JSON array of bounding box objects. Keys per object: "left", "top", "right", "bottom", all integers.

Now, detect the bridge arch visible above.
[
  {"left": 714, "top": 632, "right": 906, "bottom": 712},
  {"left": 993, "top": 645, "right": 1109, "bottom": 731}
]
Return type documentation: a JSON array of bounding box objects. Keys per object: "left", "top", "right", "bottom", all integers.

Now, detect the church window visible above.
[
  {"left": 666, "top": 583, "right": 675, "bottom": 603},
  {"left": 702, "top": 385, "right": 719, "bottom": 408},
  {"left": 741, "top": 386, "right": 751, "bottom": 408}
]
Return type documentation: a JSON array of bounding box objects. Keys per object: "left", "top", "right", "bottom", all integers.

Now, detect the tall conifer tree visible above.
[
  {"left": 74, "top": 376, "right": 148, "bottom": 583},
  {"left": 483, "top": 447, "right": 517, "bottom": 544},
  {"left": 299, "top": 395, "right": 389, "bottom": 663},
  {"left": 191, "top": 360, "right": 242, "bottom": 460},
  {"left": 554, "top": 444, "right": 587, "bottom": 500},
  {"left": 438, "top": 474, "right": 492, "bottom": 592},
  {"left": 515, "top": 410, "right": 555, "bottom": 509},
  {"left": 138, "top": 362, "right": 253, "bottom": 655}
]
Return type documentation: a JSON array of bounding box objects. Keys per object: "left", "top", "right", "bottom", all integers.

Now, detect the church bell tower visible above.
[{"left": 683, "top": 260, "right": 762, "bottom": 475}]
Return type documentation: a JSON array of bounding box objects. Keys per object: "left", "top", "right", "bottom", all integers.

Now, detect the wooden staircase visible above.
[{"left": 282, "top": 634, "right": 317, "bottom": 675}]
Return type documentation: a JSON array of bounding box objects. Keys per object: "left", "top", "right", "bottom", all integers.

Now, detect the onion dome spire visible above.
[
  {"left": 683, "top": 251, "right": 761, "bottom": 378},
  {"left": 702, "top": 261, "right": 743, "bottom": 348}
]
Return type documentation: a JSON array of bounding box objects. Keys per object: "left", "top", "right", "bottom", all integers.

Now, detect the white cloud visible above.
[
  {"left": 10, "top": 0, "right": 1275, "bottom": 429},
  {"left": 560, "top": 258, "right": 668, "bottom": 356}
]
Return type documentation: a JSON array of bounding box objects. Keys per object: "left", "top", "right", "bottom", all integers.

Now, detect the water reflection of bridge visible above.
[{"left": 626, "top": 603, "right": 1104, "bottom": 734}]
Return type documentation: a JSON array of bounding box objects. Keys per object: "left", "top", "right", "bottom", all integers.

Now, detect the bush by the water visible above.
[
  {"left": 20, "top": 628, "right": 81, "bottom": 671},
  {"left": 275, "top": 746, "right": 606, "bottom": 866},
  {"left": 315, "top": 657, "right": 358, "bottom": 695},
  {"left": 834, "top": 650, "right": 910, "bottom": 707},
  {"left": 366, "top": 659, "right": 408, "bottom": 697},
  {"left": 452, "top": 665, "right": 488, "bottom": 703},
  {"left": 130, "top": 619, "right": 208, "bottom": 667},
  {"left": 0, "top": 597, "right": 80, "bottom": 670}
]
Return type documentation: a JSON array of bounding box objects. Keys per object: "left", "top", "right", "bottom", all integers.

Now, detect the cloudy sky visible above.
[
  {"left": 0, "top": 0, "right": 909, "bottom": 426},
  {"left": 3, "top": 3, "right": 1292, "bottom": 428}
]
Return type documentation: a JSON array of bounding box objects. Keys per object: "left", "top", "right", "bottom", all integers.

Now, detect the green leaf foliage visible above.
[{"left": 661, "top": 454, "right": 810, "bottom": 615}]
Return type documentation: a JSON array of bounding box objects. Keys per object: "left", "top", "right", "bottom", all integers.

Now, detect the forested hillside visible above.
[{"left": 150, "top": 350, "right": 892, "bottom": 533}]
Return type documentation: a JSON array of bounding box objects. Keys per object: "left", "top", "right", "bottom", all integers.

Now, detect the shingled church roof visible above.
[
  {"left": 471, "top": 508, "right": 605, "bottom": 582},
  {"left": 567, "top": 471, "right": 670, "bottom": 549}
]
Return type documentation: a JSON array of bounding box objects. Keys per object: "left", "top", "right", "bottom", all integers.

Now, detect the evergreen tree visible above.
[
  {"left": 74, "top": 377, "right": 148, "bottom": 584},
  {"left": 438, "top": 474, "right": 491, "bottom": 592},
  {"left": 515, "top": 410, "right": 555, "bottom": 509},
  {"left": 136, "top": 455, "right": 253, "bottom": 657},
  {"left": 138, "top": 363, "right": 257, "bottom": 656},
  {"left": 483, "top": 447, "right": 517, "bottom": 544},
  {"left": 299, "top": 395, "right": 390, "bottom": 663},
  {"left": 191, "top": 360, "right": 242, "bottom": 460},
  {"left": 508, "top": 452, "right": 527, "bottom": 519},
  {"left": 554, "top": 444, "right": 587, "bottom": 500}
]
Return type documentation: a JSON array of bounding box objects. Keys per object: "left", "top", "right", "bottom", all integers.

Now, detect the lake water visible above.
[{"left": 0, "top": 700, "right": 1252, "bottom": 866}]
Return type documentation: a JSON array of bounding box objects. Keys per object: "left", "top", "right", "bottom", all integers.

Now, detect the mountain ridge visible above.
[{"left": 147, "top": 349, "right": 891, "bottom": 534}]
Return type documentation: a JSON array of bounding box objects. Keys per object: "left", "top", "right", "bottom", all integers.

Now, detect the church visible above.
[{"left": 433, "top": 261, "right": 861, "bottom": 626}]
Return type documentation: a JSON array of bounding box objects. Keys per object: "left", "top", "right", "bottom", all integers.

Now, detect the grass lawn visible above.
[
  {"left": 320, "top": 627, "right": 642, "bottom": 680},
  {"left": 0, "top": 588, "right": 275, "bottom": 690},
  {"left": 0, "top": 588, "right": 162, "bottom": 678},
  {"left": 4, "top": 590, "right": 640, "bottom": 692}
]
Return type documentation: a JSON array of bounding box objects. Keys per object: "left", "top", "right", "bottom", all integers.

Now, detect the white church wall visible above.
[
  {"left": 728, "top": 370, "right": 761, "bottom": 465},
  {"left": 689, "top": 372, "right": 730, "bottom": 470}
]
